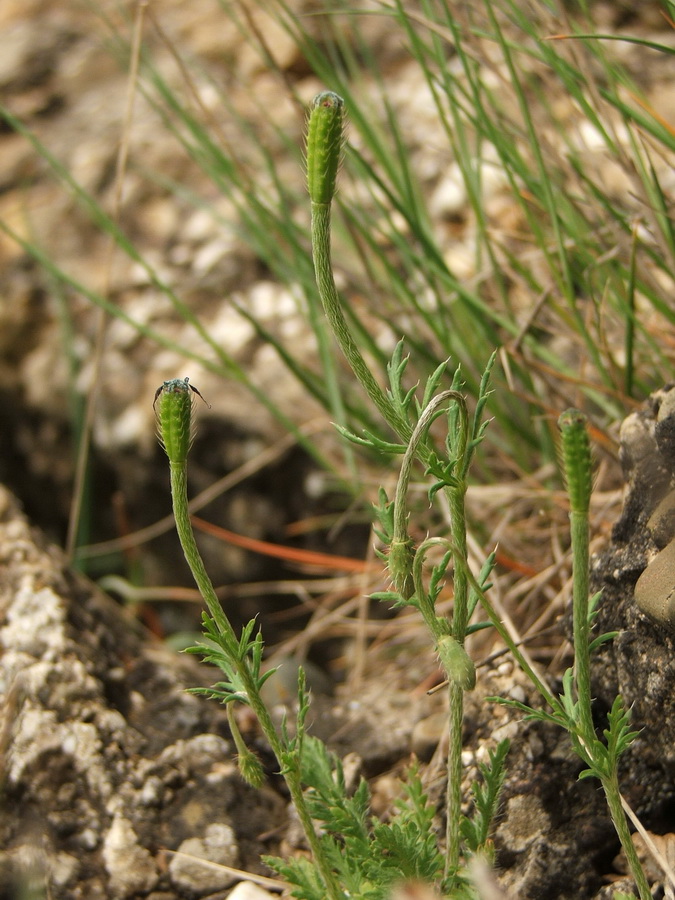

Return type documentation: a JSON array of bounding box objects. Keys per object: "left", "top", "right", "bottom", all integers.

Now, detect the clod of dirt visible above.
[{"left": 592, "top": 385, "right": 675, "bottom": 790}]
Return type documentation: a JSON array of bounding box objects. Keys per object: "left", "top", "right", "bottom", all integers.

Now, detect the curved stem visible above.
[{"left": 392, "top": 391, "right": 464, "bottom": 540}]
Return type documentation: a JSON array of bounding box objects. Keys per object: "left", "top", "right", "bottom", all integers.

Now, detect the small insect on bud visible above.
[
  {"left": 306, "top": 91, "right": 345, "bottom": 206},
  {"left": 436, "top": 635, "right": 476, "bottom": 691},
  {"left": 154, "top": 377, "right": 209, "bottom": 466}
]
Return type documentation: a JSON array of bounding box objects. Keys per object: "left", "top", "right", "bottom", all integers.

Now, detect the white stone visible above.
[
  {"left": 227, "top": 881, "right": 278, "bottom": 900},
  {"left": 102, "top": 814, "right": 158, "bottom": 898},
  {"left": 169, "top": 822, "right": 239, "bottom": 893},
  {"left": 430, "top": 169, "right": 467, "bottom": 218}
]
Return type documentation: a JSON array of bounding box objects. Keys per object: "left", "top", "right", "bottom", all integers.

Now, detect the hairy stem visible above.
[
  {"left": 389, "top": 392, "right": 472, "bottom": 878},
  {"left": 170, "top": 463, "right": 237, "bottom": 645},
  {"left": 445, "top": 472, "right": 468, "bottom": 877},
  {"left": 601, "top": 773, "right": 653, "bottom": 900},
  {"left": 558, "top": 410, "right": 595, "bottom": 743},
  {"left": 569, "top": 506, "right": 595, "bottom": 745},
  {"left": 559, "top": 410, "right": 649, "bottom": 897},
  {"left": 446, "top": 681, "right": 463, "bottom": 875},
  {"left": 311, "top": 201, "right": 411, "bottom": 441},
  {"left": 169, "top": 462, "right": 344, "bottom": 900}
]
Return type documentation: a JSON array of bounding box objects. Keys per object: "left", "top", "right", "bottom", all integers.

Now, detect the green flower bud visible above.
[
  {"left": 154, "top": 377, "right": 208, "bottom": 464},
  {"left": 558, "top": 409, "right": 592, "bottom": 515},
  {"left": 388, "top": 538, "right": 415, "bottom": 600},
  {"left": 436, "top": 635, "right": 476, "bottom": 690},
  {"left": 237, "top": 746, "right": 265, "bottom": 789},
  {"left": 307, "top": 91, "right": 345, "bottom": 206}
]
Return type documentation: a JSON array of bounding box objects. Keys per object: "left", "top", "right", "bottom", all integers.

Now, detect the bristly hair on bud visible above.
[
  {"left": 236, "top": 745, "right": 266, "bottom": 789},
  {"left": 436, "top": 635, "right": 476, "bottom": 691},
  {"left": 558, "top": 408, "right": 593, "bottom": 515},
  {"left": 306, "top": 91, "right": 345, "bottom": 206},
  {"left": 154, "top": 377, "right": 210, "bottom": 465},
  {"left": 388, "top": 537, "right": 415, "bottom": 601}
]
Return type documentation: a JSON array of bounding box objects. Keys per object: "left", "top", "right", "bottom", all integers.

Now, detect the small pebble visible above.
[{"left": 227, "top": 882, "right": 278, "bottom": 900}]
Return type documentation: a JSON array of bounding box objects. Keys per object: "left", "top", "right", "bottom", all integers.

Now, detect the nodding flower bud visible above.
[
  {"left": 436, "top": 635, "right": 476, "bottom": 691},
  {"left": 388, "top": 538, "right": 416, "bottom": 601},
  {"left": 236, "top": 745, "right": 266, "bottom": 789},
  {"left": 558, "top": 409, "right": 592, "bottom": 515},
  {"left": 306, "top": 91, "right": 345, "bottom": 206},
  {"left": 154, "top": 377, "right": 209, "bottom": 465}
]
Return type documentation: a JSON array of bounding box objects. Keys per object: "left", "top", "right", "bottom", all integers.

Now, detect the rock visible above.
[
  {"left": 103, "top": 814, "right": 158, "bottom": 899},
  {"left": 227, "top": 882, "right": 278, "bottom": 900},
  {"left": 634, "top": 539, "right": 675, "bottom": 629},
  {"left": 592, "top": 385, "right": 675, "bottom": 783},
  {"left": 647, "top": 490, "right": 675, "bottom": 549},
  {"left": 0, "top": 484, "right": 285, "bottom": 899},
  {"left": 411, "top": 711, "right": 446, "bottom": 761},
  {"left": 168, "top": 822, "right": 239, "bottom": 894}
]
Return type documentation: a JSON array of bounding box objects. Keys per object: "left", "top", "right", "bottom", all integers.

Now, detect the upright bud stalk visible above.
[
  {"left": 558, "top": 409, "right": 594, "bottom": 743},
  {"left": 306, "top": 91, "right": 411, "bottom": 441}
]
